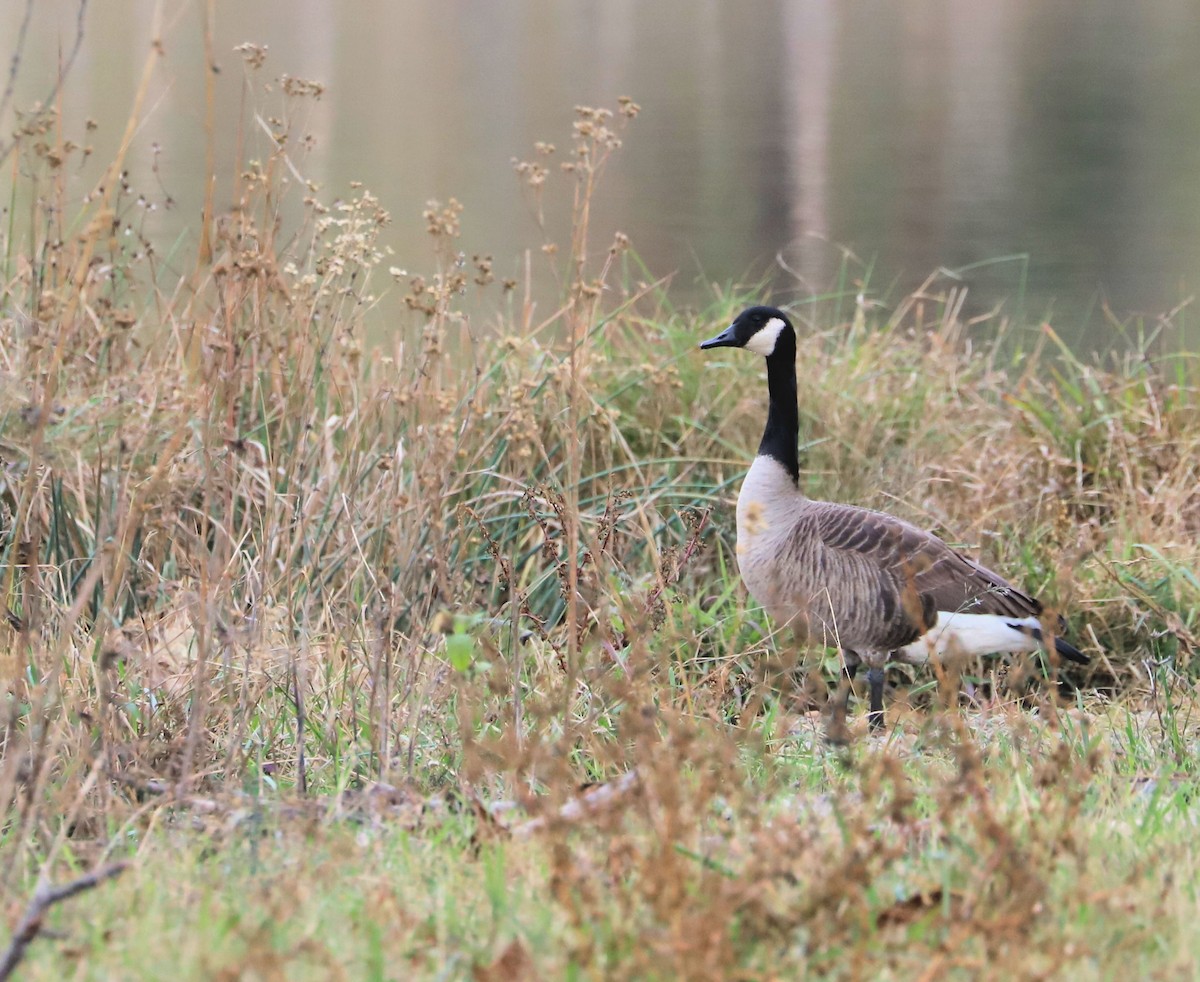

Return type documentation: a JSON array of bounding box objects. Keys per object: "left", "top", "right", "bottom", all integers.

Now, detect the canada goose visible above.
[{"left": 700, "top": 305, "right": 1089, "bottom": 731}]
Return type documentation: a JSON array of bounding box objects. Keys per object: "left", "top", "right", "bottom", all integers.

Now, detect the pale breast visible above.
[{"left": 735, "top": 456, "right": 822, "bottom": 639}]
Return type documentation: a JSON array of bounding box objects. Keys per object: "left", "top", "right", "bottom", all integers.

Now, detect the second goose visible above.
[{"left": 700, "top": 305, "right": 1089, "bottom": 731}]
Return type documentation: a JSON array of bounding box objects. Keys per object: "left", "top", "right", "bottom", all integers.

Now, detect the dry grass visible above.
[{"left": 2, "top": 39, "right": 1200, "bottom": 980}]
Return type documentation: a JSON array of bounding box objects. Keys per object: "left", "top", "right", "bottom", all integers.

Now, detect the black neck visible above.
[{"left": 758, "top": 329, "right": 799, "bottom": 483}]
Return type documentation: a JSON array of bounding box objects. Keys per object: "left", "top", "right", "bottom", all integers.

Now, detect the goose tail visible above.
[
  {"left": 1013, "top": 622, "right": 1089, "bottom": 665},
  {"left": 1052, "top": 635, "right": 1089, "bottom": 665}
]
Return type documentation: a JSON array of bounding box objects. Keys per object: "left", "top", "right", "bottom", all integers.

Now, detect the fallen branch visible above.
[
  {"left": 508, "top": 769, "right": 641, "bottom": 838},
  {"left": 0, "top": 862, "right": 129, "bottom": 981},
  {"left": 106, "top": 770, "right": 437, "bottom": 828}
]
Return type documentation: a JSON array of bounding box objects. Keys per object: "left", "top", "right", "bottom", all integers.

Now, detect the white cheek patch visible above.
[{"left": 744, "top": 316, "right": 786, "bottom": 356}]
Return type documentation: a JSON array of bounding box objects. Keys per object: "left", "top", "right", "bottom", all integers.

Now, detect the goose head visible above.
[{"left": 699, "top": 305, "right": 794, "bottom": 358}]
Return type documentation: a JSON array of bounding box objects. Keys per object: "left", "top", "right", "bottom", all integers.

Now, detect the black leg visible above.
[{"left": 867, "top": 666, "right": 886, "bottom": 732}]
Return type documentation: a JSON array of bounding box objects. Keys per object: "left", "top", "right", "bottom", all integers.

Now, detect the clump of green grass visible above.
[{"left": 1, "top": 31, "right": 1199, "bottom": 980}]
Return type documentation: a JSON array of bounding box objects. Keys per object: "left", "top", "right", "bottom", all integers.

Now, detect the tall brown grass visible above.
[{"left": 2, "top": 39, "right": 1199, "bottom": 980}]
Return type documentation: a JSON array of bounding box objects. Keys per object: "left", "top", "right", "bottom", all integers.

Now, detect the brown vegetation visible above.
[{"left": 1, "top": 41, "right": 1199, "bottom": 979}]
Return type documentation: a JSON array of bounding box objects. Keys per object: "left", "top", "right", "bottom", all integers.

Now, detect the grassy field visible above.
[{"left": 3, "top": 47, "right": 1200, "bottom": 980}]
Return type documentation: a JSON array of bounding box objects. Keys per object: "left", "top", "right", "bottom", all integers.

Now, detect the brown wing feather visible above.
[{"left": 810, "top": 503, "right": 1042, "bottom": 651}]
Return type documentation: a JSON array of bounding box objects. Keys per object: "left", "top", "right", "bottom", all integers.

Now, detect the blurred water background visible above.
[{"left": 4, "top": 1, "right": 1200, "bottom": 350}]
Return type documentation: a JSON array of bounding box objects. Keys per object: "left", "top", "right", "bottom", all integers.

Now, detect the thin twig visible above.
[
  {"left": 292, "top": 654, "right": 308, "bottom": 796},
  {"left": 0, "top": 0, "right": 36, "bottom": 130},
  {"left": 644, "top": 507, "right": 711, "bottom": 613},
  {"left": 0, "top": 862, "right": 129, "bottom": 981},
  {"left": 1095, "top": 553, "right": 1198, "bottom": 658},
  {"left": 0, "top": 0, "right": 90, "bottom": 167}
]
